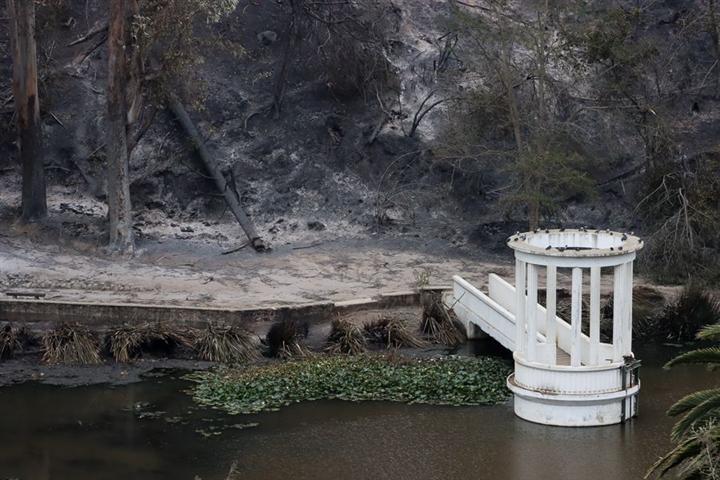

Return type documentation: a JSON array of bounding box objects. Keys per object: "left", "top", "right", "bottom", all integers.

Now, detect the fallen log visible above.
[{"left": 166, "top": 95, "right": 267, "bottom": 252}]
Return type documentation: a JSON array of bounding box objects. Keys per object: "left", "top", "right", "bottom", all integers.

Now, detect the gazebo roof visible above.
[{"left": 507, "top": 228, "right": 643, "bottom": 258}]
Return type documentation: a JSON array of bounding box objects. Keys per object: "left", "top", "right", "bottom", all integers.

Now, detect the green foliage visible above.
[
  {"left": 503, "top": 142, "right": 596, "bottom": 225},
  {"left": 570, "top": 6, "right": 657, "bottom": 93},
  {"left": 133, "top": 0, "right": 243, "bottom": 104},
  {"left": 648, "top": 324, "right": 720, "bottom": 478},
  {"left": 188, "top": 355, "right": 512, "bottom": 414}
]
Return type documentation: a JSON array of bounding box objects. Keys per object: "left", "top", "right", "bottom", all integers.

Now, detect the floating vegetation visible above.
[
  {"left": 194, "top": 323, "right": 258, "bottom": 363},
  {"left": 107, "top": 323, "right": 190, "bottom": 363},
  {"left": 42, "top": 323, "right": 101, "bottom": 365},
  {"left": 325, "top": 318, "right": 367, "bottom": 355},
  {"left": 265, "top": 318, "right": 310, "bottom": 358},
  {"left": 420, "top": 293, "right": 466, "bottom": 346},
  {"left": 189, "top": 355, "right": 511, "bottom": 415},
  {"left": 363, "top": 317, "right": 425, "bottom": 348}
]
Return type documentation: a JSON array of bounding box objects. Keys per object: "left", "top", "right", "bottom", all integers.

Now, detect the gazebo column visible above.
[
  {"left": 624, "top": 261, "right": 634, "bottom": 357},
  {"left": 526, "top": 264, "right": 538, "bottom": 361},
  {"left": 612, "top": 263, "right": 627, "bottom": 362},
  {"left": 589, "top": 266, "right": 601, "bottom": 365},
  {"left": 545, "top": 265, "right": 557, "bottom": 365},
  {"left": 570, "top": 267, "right": 583, "bottom": 367},
  {"left": 515, "top": 259, "right": 526, "bottom": 355}
]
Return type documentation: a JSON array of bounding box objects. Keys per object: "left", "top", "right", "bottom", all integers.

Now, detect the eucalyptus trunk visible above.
[
  {"left": 106, "top": 0, "right": 134, "bottom": 253},
  {"left": 7, "top": 0, "right": 46, "bottom": 221}
]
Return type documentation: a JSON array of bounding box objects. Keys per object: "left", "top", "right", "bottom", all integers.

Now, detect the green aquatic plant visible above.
[
  {"left": 42, "top": 323, "right": 101, "bottom": 365},
  {"left": 647, "top": 324, "right": 720, "bottom": 478},
  {"left": 193, "top": 323, "right": 258, "bottom": 363},
  {"left": 188, "top": 355, "right": 511, "bottom": 415}
]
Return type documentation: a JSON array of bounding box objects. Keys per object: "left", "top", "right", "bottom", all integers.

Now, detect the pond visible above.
[{"left": 0, "top": 343, "right": 713, "bottom": 480}]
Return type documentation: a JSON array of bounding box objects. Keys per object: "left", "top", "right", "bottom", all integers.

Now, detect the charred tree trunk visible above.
[
  {"left": 7, "top": 0, "right": 46, "bottom": 221},
  {"left": 272, "top": 0, "right": 300, "bottom": 117},
  {"left": 167, "top": 95, "right": 266, "bottom": 252},
  {"left": 106, "top": 0, "right": 134, "bottom": 253}
]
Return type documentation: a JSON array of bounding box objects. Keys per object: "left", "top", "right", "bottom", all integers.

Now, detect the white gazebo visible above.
[{"left": 449, "top": 228, "right": 643, "bottom": 426}]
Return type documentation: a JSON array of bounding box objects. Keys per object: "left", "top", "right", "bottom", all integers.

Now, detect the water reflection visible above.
[{"left": 0, "top": 344, "right": 712, "bottom": 480}]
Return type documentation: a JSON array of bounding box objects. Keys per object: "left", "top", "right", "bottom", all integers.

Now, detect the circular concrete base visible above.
[{"left": 507, "top": 374, "right": 640, "bottom": 426}]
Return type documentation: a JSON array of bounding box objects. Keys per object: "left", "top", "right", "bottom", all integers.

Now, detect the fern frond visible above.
[
  {"left": 646, "top": 435, "right": 703, "bottom": 478},
  {"left": 668, "top": 389, "right": 720, "bottom": 417},
  {"left": 665, "top": 347, "right": 720, "bottom": 368},
  {"left": 671, "top": 395, "right": 720, "bottom": 441},
  {"left": 697, "top": 324, "right": 720, "bottom": 341}
]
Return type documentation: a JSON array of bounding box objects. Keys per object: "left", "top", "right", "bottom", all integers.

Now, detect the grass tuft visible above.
[
  {"left": 265, "top": 318, "right": 311, "bottom": 358},
  {"left": 42, "top": 323, "right": 101, "bottom": 365},
  {"left": 107, "top": 323, "right": 190, "bottom": 363},
  {"left": 0, "top": 324, "right": 23, "bottom": 360},
  {"left": 325, "top": 317, "right": 367, "bottom": 355},
  {"left": 635, "top": 283, "right": 720, "bottom": 343},
  {"left": 363, "top": 316, "right": 426, "bottom": 349},
  {"left": 194, "top": 323, "right": 258, "bottom": 363},
  {"left": 420, "top": 293, "right": 466, "bottom": 346}
]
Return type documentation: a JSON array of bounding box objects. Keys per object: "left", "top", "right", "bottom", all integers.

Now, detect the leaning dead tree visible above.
[
  {"left": 7, "top": 0, "right": 46, "bottom": 221},
  {"left": 167, "top": 95, "right": 266, "bottom": 252},
  {"left": 106, "top": 0, "right": 134, "bottom": 253}
]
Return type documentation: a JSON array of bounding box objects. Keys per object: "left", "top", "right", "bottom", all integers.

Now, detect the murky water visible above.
[{"left": 0, "top": 344, "right": 714, "bottom": 480}]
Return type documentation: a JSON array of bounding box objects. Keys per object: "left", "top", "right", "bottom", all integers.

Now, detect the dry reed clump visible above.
[
  {"left": 107, "top": 323, "right": 190, "bottom": 363},
  {"left": 42, "top": 323, "right": 101, "bottom": 365},
  {"left": 420, "top": 293, "right": 466, "bottom": 346},
  {"left": 363, "top": 316, "right": 426, "bottom": 349},
  {"left": 265, "top": 318, "right": 311, "bottom": 358},
  {"left": 193, "top": 323, "right": 258, "bottom": 363},
  {"left": 0, "top": 323, "right": 24, "bottom": 360},
  {"left": 324, "top": 317, "right": 367, "bottom": 355}
]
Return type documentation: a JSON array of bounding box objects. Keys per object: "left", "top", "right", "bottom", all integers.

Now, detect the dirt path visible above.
[{"left": 0, "top": 232, "right": 513, "bottom": 309}]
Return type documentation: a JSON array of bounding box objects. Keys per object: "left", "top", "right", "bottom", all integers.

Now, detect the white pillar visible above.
[
  {"left": 526, "top": 264, "right": 538, "bottom": 361},
  {"left": 624, "top": 261, "right": 634, "bottom": 357},
  {"left": 589, "top": 266, "right": 601, "bottom": 365},
  {"left": 545, "top": 265, "right": 557, "bottom": 365},
  {"left": 570, "top": 267, "right": 583, "bottom": 367},
  {"left": 612, "top": 263, "right": 626, "bottom": 362},
  {"left": 515, "top": 259, "right": 526, "bottom": 355}
]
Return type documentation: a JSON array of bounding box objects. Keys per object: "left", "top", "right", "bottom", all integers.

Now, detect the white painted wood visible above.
[
  {"left": 487, "top": 274, "right": 615, "bottom": 365},
  {"left": 455, "top": 228, "right": 644, "bottom": 426},
  {"left": 451, "top": 275, "right": 516, "bottom": 350},
  {"left": 589, "top": 266, "right": 601, "bottom": 365},
  {"left": 625, "top": 261, "right": 634, "bottom": 356},
  {"left": 545, "top": 265, "right": 557, "bottom": 365},
  {"left": 612, "top": 263, "right": 626, "bottom": 362},
  {"left": 570, "top": 268, "right": 583, "bottom": 367},
  {"left": 515, "top": 259, "right": 526, "bottom": 355},
  {"left": 526, "top": 264, "right": 538, "bottom": 361}
]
